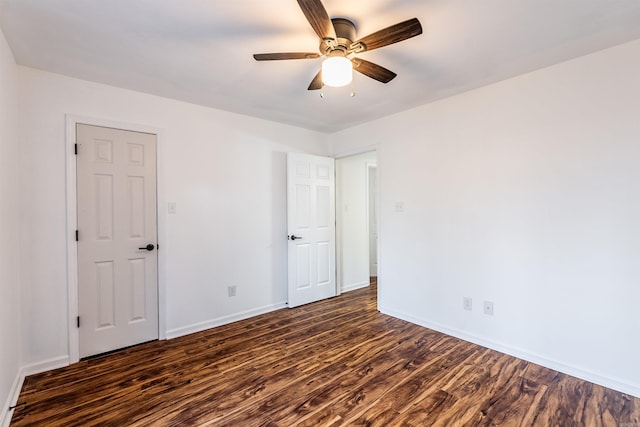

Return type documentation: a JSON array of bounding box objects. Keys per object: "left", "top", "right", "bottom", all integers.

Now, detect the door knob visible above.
[
  {"left": 289, "top": 235, "right": 302, "bottom": 240},
  {"left": 138, "top": 244, "right": 155, "bottom": 251}
]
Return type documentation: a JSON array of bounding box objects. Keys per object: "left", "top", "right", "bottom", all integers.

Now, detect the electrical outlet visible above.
[
  {"left": 483, "top": 300, "right": 494, "bottom": 316},
  {"left": 463, "top": 297, "right": 472, "bottom": 311},
  {"left": 228, "top": 285, "right": 236, "bottom": 297}
]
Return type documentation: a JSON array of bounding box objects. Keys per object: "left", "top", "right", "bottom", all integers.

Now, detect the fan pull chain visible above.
[{"left": 317, "top": 85, "right": 355, "bottom": 99}]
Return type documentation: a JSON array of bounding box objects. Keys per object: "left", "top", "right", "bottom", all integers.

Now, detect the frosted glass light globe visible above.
[{"left": 322, "top": 56, "right": 352, "bottom": 87}]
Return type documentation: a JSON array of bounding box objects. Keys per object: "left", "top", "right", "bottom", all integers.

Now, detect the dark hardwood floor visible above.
[{"left": 11, "top": 279, "right": 640, "bottom": 426}]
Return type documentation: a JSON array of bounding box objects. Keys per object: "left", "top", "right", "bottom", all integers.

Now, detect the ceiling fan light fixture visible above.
[
  {"left": 322, "top": 56, "right": 352, "bottom": 87},
  {"left": 253, "top": 1, "right": 423, "bottom": 90}
]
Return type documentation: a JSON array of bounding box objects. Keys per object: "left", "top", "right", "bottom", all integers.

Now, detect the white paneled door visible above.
[
  {"left": 77, "top": 124, "right": 158, "bottom": 358},
  {"left": 287, "top": 153, "right": 336, "bottom": 307}
]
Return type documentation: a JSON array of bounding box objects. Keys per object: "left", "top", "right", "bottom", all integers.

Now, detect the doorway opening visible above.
[{"left": 336, "top": 150, "right": 378, "bottom": 295}]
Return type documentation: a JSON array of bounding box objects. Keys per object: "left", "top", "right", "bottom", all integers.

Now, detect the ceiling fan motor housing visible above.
[{"left": 320, "top": 18, "right": 359, "bottom": 55}]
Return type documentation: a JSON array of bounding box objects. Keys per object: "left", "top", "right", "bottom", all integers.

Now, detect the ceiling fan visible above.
[{"left": 253, "top": 0, "right": 423, "bottom": 90}]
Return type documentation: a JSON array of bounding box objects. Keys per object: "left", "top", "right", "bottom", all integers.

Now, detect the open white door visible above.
[
  {"left": 287, "top": 153, "right": 336, "bottom": 307},
  {"left": 77, "top": 124, "right": 158, "bottom": 358}
]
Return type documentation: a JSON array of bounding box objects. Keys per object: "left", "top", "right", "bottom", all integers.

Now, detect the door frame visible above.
[
  {"left": 65, "top": 114, "right": 167, "bottom": 364},
  {"left": 333, "top": 144, "right": 381, "bottom": 304}
]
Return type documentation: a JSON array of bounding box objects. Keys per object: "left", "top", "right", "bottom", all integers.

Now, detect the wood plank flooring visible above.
[{"left": 11, "top": 280, "right": 640, "bottom": 426}]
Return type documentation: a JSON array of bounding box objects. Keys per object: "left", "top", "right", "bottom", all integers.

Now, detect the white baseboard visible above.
[
  {"left": 21, "top": 356, "right": 70, "bottom": 377},
  {"left": 1, "top": 369, "right": 23, "bottom": 427},
  {"left": 381, "top": 306, "right": 640, "bottom": 399},
  {"left": 1, "top": 355, "right": 69, "bottom": 427},
  {"left": 166, "top": 302, "right": 287, "bottom": 340},
  {"left": 341, "top": 280, "right": 369, "bottom": 293}
]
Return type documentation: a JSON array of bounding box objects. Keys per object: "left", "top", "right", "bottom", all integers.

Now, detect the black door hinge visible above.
[
  {"left": 74, "top": 143, "right": 78, "bottom": 155},
  {"left": 76, "top": 316, "right": 80, "bottom": 328},
  {"left": 75, "top": 230, "right": 79, "bottom": 241}
]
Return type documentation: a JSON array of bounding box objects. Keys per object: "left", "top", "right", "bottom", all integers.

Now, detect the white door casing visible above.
[
  {"left": 76, "top": 124, "right": 159, "bottom": 358},
  {"left": 287, "top": 153, "right": 336, "bottom": 308}
]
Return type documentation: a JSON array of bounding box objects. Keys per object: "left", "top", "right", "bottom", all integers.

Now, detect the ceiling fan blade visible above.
[
  {"left": 297, "top": 0, "right": 336, "bottom": 40},
  {"left": 352, "top": 58, "right": 397, "bottom": 83},
  {"left": 353, "top": 18, "right": 422, "bottom": 52},
  {"left": 253, "top": 52, "right": 320, "bottom": 61},
  {"left": 308, "top": 70, "right": 324, "bottom": 90}
]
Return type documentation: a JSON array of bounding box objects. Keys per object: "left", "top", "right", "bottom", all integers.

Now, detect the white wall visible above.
[
  {"left": 336, "top": 151, "right": 376, "bottom": 292},
  {"left": 329, "top": 39, "right": 640, "bottom": 397},
  {"left": 0, "top": 27, "right": 21, "bottom": 425},
  {"left": 17, "top": 67, "right": 328, "bottom": 366}
]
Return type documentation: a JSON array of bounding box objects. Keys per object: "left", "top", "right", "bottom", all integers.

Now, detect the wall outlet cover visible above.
[
  {"left": 483, "top": 300, "right": 494, "bottom": 316},
  {"left": 463, "top": 297, "right": 472, "bottom": 311}
]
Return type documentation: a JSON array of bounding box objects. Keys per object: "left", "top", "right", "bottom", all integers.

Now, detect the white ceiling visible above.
[{"left": 2, "top": 0, "right": 640, "bottom": 133}]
